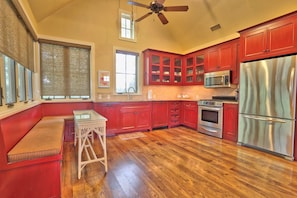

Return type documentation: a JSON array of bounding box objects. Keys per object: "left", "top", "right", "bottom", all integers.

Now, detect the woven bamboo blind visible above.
[
  {"left": 40, "top": 42, "right": 90, "bottom": 98},
  {"left": 0, "top": 0, "right": 34, "bottom": 71}
]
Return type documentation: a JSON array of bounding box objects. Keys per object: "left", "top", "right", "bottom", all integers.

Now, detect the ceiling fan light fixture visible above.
[{"left": 210, "top": 24, "right": 221, "bottom": 31}]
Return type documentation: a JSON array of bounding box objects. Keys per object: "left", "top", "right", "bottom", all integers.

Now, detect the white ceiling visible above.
[{"left": 26, "top": 0, "right": 297, "bottom": 52}]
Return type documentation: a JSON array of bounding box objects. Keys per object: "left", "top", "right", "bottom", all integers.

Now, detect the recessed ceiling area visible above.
[{"left": 25, "top": 0, "right": 297, "bottom": 53}]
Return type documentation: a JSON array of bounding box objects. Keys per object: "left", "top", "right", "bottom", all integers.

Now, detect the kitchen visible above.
[{"left": 1, "top": 0, "right": 297, "bottom": 197}]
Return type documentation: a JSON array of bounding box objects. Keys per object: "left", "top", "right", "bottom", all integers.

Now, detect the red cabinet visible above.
[
  {"left": 152, "top": 101, "right": 168, "bottom": 128},
  {"left": 168, "top": 101, "right": 181, "bottom": 128},
  {"left": 240, "top": 13, "right": 297, "bottom": 62},
  {"left": 119, "top": 102, "right": 152, "bottom": 132},
  {"left": 205, "top": 39, "right": 239, "bottom": 84},
  {"left": 93, "top": 102, "right": 119, "bottom": 136},
  {"left": 223, "top": 103, "right": 238, "bottom": 142},
  {"left": 181, "top": 101, "right": 198, "bottom": 129},
  {"left": 183, "top": 50, "right": 205, "bottom": 85},
  {"left": 143, "top": 49, "right": 182, "bottom": 85}
]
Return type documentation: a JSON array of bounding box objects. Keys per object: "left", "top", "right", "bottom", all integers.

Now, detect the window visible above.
[
  {"left": 4, "top": 56, "right": 17, "bottom": 104},
  {"left": 40, "top": 42, "right": 91, "bottom": 99},
  {"left": 18, "top": 64, "right": 26, "bottom": 102},
  {"left": 115, "top": 50, "right": 138, "bottom": 94},
  {"left": 120, "top": 12, "right": 135, "bottom": 40}
]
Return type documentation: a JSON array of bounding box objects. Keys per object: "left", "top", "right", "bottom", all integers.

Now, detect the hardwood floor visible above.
[{"left": 62, "top": 127, "right": 297, "bottom": 198}]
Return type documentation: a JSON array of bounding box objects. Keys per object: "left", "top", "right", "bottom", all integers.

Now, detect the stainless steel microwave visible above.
[{"left": 204, "top": 70, "right": 231, "bottom": 88}]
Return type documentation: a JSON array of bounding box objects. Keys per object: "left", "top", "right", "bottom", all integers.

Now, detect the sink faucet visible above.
[{"left": 127, "top": 87, "right": 136, "bottom": 100}]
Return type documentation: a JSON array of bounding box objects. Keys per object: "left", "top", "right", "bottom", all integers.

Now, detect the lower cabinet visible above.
[
  {"left": 64, "top": 119, "right": 74, "bottom": 142},
  {"left": 94, "top": 102, "right": 152, "bottom": 135},
  {"left": 152, "top": 101, "right": 168, "bottom": 128},
  {"left": 119, "top": 102, "right": 152, "bottom": 132},
  {"left": 223, "top": 103, "right": 238, "bottom": 142},
  {"left": 168, "top": 101, "right": 181, "bottom": 128},
  {"left": 181, "top": 101, "right": 198, "bottom": 130}
]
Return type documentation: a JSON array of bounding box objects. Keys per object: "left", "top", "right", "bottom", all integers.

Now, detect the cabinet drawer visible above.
[
  {"left": 170, "top": 115, "right": 180, "bottom": 121},
  {"left": 170, "top": 109, "right": 180, "bottom": 114}
]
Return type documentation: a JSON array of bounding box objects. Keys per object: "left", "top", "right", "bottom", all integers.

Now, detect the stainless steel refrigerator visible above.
[{"left": 238, "top": 55, "right": 297, "bottom": 160}]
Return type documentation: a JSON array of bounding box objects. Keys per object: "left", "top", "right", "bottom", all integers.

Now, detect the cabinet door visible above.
[
  {"left": 152, "top": 101, "right": 168, "bottom": 128},
  {"left": 240, "top": 27, "right": 267, "bottom": 61},
  {"left": 119, "top": 106, "right": 137, "bottom": 131},
  {"left": 93, "top": 103, "right": 119, "bottom": 135},
  {"left": 172, "top": 56, "right": 183, "bottom": 85},
  {"left": 206, "top": 47, "right": 219, "bottom": 72},
  {"left": 268, "top": 18, "right": 297, "bottom": 56},
  {"left": 194, "top": 52, "right": 205, "bottom": 85},
  {"left": 136, "top": 107, "right": 151, "bottom": 129},
  {"left": 183, "top": 55, "right": 194, "bottom": 84},
  {"left": 219, "top": 43, "right": 234, "bottom": 70},
  {"left": 223, "top": 104, "right": 238, "bottom": 142},
  {"left": 182, "top": 102, "right": 198, "bottom": 129}
]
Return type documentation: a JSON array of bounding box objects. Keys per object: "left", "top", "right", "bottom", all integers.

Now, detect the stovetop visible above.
[{"left": 198, "top": 96, "right": 237, "bottom": 107}]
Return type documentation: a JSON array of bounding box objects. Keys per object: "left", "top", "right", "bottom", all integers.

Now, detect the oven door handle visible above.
[{"left": 199, "top": 106, "right": 222, "bottom": 111}]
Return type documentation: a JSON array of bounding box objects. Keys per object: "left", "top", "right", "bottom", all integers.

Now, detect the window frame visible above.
[
  {"left": 26, "top": 68, "right": 33, "bottom": 101},
  {"left": 119, "top": 10, "right": 136, "bottom": 42},
  {"left": 39, "top": 42, "right": 91, "bottom": 100},
  {"left": 17, "top": 63, "right": 26, "bottom": 102},
  {"left": 4, "top": 56, "right": 17, "bottom": 105},
  {"left": 115, "top": 49, "right": 139, "bottom": 95}
]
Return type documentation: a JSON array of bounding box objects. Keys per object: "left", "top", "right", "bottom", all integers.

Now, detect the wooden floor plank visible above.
[{"left": 62, "top": 127, "right": 297, "bottom": 198}]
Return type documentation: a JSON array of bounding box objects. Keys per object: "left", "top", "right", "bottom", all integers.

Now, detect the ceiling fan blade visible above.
[
  {"left": 163, "top": 6, "right": 189, "bottom": 12},
  {"left": 135, "top": 12, "right": 153, "bottom": 22},
  {"left": 128, "top": 1, "right": 150, "bottom": 9},
  {"left": 158, "top": 13, "right": 168, "bottom": 24},
  {"left": 156, "top": 0, "right": 165, "bottom": 4}
]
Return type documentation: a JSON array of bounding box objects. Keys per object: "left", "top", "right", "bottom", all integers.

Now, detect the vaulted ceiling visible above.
[{"left": 25, "top": 0, "right": 297, "bottom": 52}]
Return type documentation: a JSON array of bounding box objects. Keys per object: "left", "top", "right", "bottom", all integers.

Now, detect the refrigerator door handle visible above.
[
  {"left": 289, "top": 68, "right": 295, "bottom": 95},
  {"left": 243, "top": 115, "right": 286, "bottom": 123}
]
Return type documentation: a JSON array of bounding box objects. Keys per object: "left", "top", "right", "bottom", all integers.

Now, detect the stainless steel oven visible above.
[{"left": 198, "top": 100, "right": 223, "bottom": 138}]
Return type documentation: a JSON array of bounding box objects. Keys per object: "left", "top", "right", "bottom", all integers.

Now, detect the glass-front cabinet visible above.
[
  {"left": 183, "top": 50, "right": 205, "bottom": 85},
  {"left": 144, "top": 49, "right": 182, "bottom": 85}
]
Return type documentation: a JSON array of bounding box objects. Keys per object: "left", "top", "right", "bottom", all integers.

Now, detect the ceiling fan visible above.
[{"left": 128, "top": 0, "right": 189, "bottom": 25}]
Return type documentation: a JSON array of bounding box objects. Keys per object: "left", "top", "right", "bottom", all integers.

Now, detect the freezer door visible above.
[
  {"left": 239, "top": 55, "right": 297, "bottom": 119},
  {"left": 238, "top": 114, "right": 295, "bottom": 158}
]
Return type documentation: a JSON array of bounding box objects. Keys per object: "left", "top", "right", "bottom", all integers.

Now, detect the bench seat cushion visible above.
[{"left": 7, "top": 117, "right": 65, "bottom": 163}]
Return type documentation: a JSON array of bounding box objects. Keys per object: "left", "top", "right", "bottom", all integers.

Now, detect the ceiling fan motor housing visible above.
[{"left": 150, "top": 2, "right": 164, "bottom": 13}]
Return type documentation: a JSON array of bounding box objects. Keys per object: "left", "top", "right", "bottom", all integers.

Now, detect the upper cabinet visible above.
[
  {"left": 205, "top": 39, "right": 240, "bottom": 84},
  {"left": 183, "top": 50, "right": 205, "bottom": 85},
  {"left": 240, "top": 12, "right": 297, "bottom": 62},
  {"left": 143, "top": 49, "right": 182, "bottom": 85}
]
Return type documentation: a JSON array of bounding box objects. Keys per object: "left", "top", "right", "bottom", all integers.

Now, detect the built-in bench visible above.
[
  {"left": 0, "top": 106, "right": 64, "bottom": 197},
  {"left": 0, "top": 102, "right": 93, "bottom": 198},
  {"left": 7, "top": 116, "right": 65, "bottom": 164}
]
